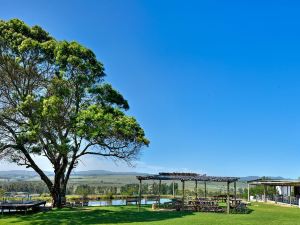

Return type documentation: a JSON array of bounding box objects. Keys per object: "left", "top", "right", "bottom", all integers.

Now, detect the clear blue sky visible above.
[{"left": 1, "top": 0, "right": 300, "bottom": 178}]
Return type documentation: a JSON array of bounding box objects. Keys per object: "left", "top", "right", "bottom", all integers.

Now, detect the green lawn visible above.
[{"left": 1, "top": 203, "right": 300, "bottom": 225}]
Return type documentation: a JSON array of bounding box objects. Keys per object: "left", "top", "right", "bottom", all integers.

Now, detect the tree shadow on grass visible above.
[
  {"left": 230, "top": 208, "right": 254, "bottom": 214},
  {"left": 2, "top": 206, "right": 195, "bottom": 225}
]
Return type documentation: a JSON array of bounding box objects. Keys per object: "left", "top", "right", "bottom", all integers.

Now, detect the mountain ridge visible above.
[
  {"left": 0, "top": 170, "right": 148, "bottom": 179},
  {"left": 0, "top": 170, "right": 291, "bottom": 181}
]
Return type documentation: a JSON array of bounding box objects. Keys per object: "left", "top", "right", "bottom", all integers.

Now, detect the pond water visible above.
[{"left": 88, "top": 198, "right": 171, "bottom": 207}]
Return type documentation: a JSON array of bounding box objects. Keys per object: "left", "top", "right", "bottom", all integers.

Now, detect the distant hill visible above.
[
  {"left": 0, "top": 170, "right": 53, "bottom": 179},
  {"left": 71, "top": 170, "right": 149, "bottom": 176},
  {"left": 239, "top": 176, "right": 289, "bottom": 181},
  {"left": 238, "top": 176, "right": 260, "bottom": 181},
  {"left": 0, "top": 170, "right": 148, "bottom": 180},
  {"left": 0, "top": 170, "right": 290, "bottom": 181}
]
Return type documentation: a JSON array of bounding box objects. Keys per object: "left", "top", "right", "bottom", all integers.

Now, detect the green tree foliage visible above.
[
  {"left": 120, "top": 183, "right": 178, "bottom": 196},
  {"left": 0, "top": 181, "right": 48, "bottom": 194},
  {"left": 250, "top": 185, "right": 276, "bottom": 196},
  {"left": 0, "top": 187, "right": 5, "bottom": 198},
  {"left": 0, "top": 19, "right": 149, "bottom": 207},
  {"left": 75, "top": 185, "right": 95, "bottom": 199}
]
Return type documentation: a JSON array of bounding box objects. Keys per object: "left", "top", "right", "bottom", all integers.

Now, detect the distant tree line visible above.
[
  {"left": 0, "top": 181, "right": 277, "bottom": 199},
  {"left": 120, "top": 183, "right": 179, "bottom": 196},
  {"left": 0, "top": 181, "right": 49, "bottom": 194},
  {"left": 0, "top": 181, "right": 178, "bottom": 196}
]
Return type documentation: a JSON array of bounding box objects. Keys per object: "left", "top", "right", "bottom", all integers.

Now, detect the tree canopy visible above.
[{"left": 0, "top": 19, "right": 149, "bottom": 207}]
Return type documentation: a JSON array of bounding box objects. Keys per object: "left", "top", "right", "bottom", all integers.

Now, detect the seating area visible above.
[
  {"left": 65, "top": 201, "right": 89, "bottom": 207},
  {"left": 161, "top": 197, "right": 248, "bottom": 213},
  {"left": 144, "top": 195, "right": 160, "bottom": 204},
  {"left": 125, "top": 197, "right": 139, "bottom": 205},
  {"left": 186, "top": 199, "right": 224, "bottom": 212},
  {"left": 212, "top": 194, "right": 235, "bottom": 202},
  {"left": 136, "top": 172, "right": 248, "bottom": 214}
]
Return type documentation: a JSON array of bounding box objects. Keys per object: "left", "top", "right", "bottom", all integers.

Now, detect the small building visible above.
[{"left": 247, "top": 179, "right": 300, "bottom": 206}]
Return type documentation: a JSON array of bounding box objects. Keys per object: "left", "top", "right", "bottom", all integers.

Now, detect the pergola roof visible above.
[
  {"left": 137, "top": 172, "right": 239, "bottom": 183},
  {"left": 247, "top": 179, "right": 300, "bottom": 186}
]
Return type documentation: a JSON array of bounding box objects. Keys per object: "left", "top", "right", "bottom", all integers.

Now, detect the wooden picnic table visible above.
[
  {"left": 188, "top": 199, "right": 217, "bottom": 204},
  {"left": 212, "top": 195, "right": 235, "bottom": 202},
  {"left": 230, "top": 199, "right": 242, "bottom": 206},
  {"left": 187, "top": 199, "right": 223, "bottom": 212}
]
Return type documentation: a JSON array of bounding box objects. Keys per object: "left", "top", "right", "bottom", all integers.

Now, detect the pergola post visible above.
[
  {"left": 274, "top": 186, "right": 277, "bottom": 204},
  {"left": 173, "top": 181, "right": 175, "bottom": 198},
  {"left": 182, "top": 180, "right": 185, "bottom": 209},
  {"left": 247, "top": 183, "right": 250, "bottom": 202},
  {"left": 234, "top": 181, "right": 237, "bottom": 201},
  {"left": 152, "top": 182, "right": 154, "bottom": 195},
  {"left": 263, "top": 185, "right": 267, "bottom": 202},
  {"left": 204, "top": 181, "right": 207, "bottom": 198},
  {"left": 158, "top": 180, "right": 161, "bottom": 208},
  {"left": 227, "top": 181, "right": 230, "bottom": 214},
  {"left": 289, "top": 186, "right": 292, "bottom": 205},
  {"left": 195, "top": 180, "right": 198, "bottom": 199},
  {"left": 138, "top": 179, "right": 142, "bottom": 211}
]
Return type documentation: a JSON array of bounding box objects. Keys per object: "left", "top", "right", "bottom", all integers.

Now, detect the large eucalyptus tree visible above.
[{"left": 0, "top": 19, "right": 149, "bottom": 207}]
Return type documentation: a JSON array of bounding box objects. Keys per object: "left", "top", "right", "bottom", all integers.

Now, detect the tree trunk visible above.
[
  {"left": 51, "top": 184, "right": 66, "bottom": 208},
  {"left": 52, "top": 169, "right": 67, "bottom": 208},
  {"left": 51, "top": 156, "right": 69, "bottom": 208}
]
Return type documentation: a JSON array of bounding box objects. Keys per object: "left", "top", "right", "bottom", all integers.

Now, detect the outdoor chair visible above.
[
  {"left": 73, "top": 201, "right": 83, "bottom": 207},
  {"left": 82, "top": 201, "right": 89, "bottom": 206},
  {"left": 65, "top": 202, "right": 73, "bottom": 207},
  {"left": 162, "top": 199, "right": 182, "bottom": 211}
]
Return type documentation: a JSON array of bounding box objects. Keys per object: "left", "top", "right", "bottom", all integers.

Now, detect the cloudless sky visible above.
[{"left": 1, "top": 0, "right": 300, "bottom": 178}]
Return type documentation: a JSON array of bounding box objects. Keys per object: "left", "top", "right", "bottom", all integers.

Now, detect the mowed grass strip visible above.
[{"left": 1, "top": 203, "right": 300, "bottom": 225}]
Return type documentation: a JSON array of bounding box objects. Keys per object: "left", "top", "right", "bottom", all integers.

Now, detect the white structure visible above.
[
  {"left": 247, "top": 179, "right": 300, "bottom": 205},
  {"left": 276, "top": 186, "right": 291, "bottom": 196}
]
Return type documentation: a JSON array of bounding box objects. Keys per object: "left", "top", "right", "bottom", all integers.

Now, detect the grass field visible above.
[{"left": 1, "top": 203, "right": 300, "bottom": 225}]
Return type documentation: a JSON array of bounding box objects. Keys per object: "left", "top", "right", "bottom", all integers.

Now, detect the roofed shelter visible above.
[
  {"left": 247, "top": 179, "right": 300, "bottom": 206},
  {"left": 137, "top": 172, "right": 239, "bottom": 214}
]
